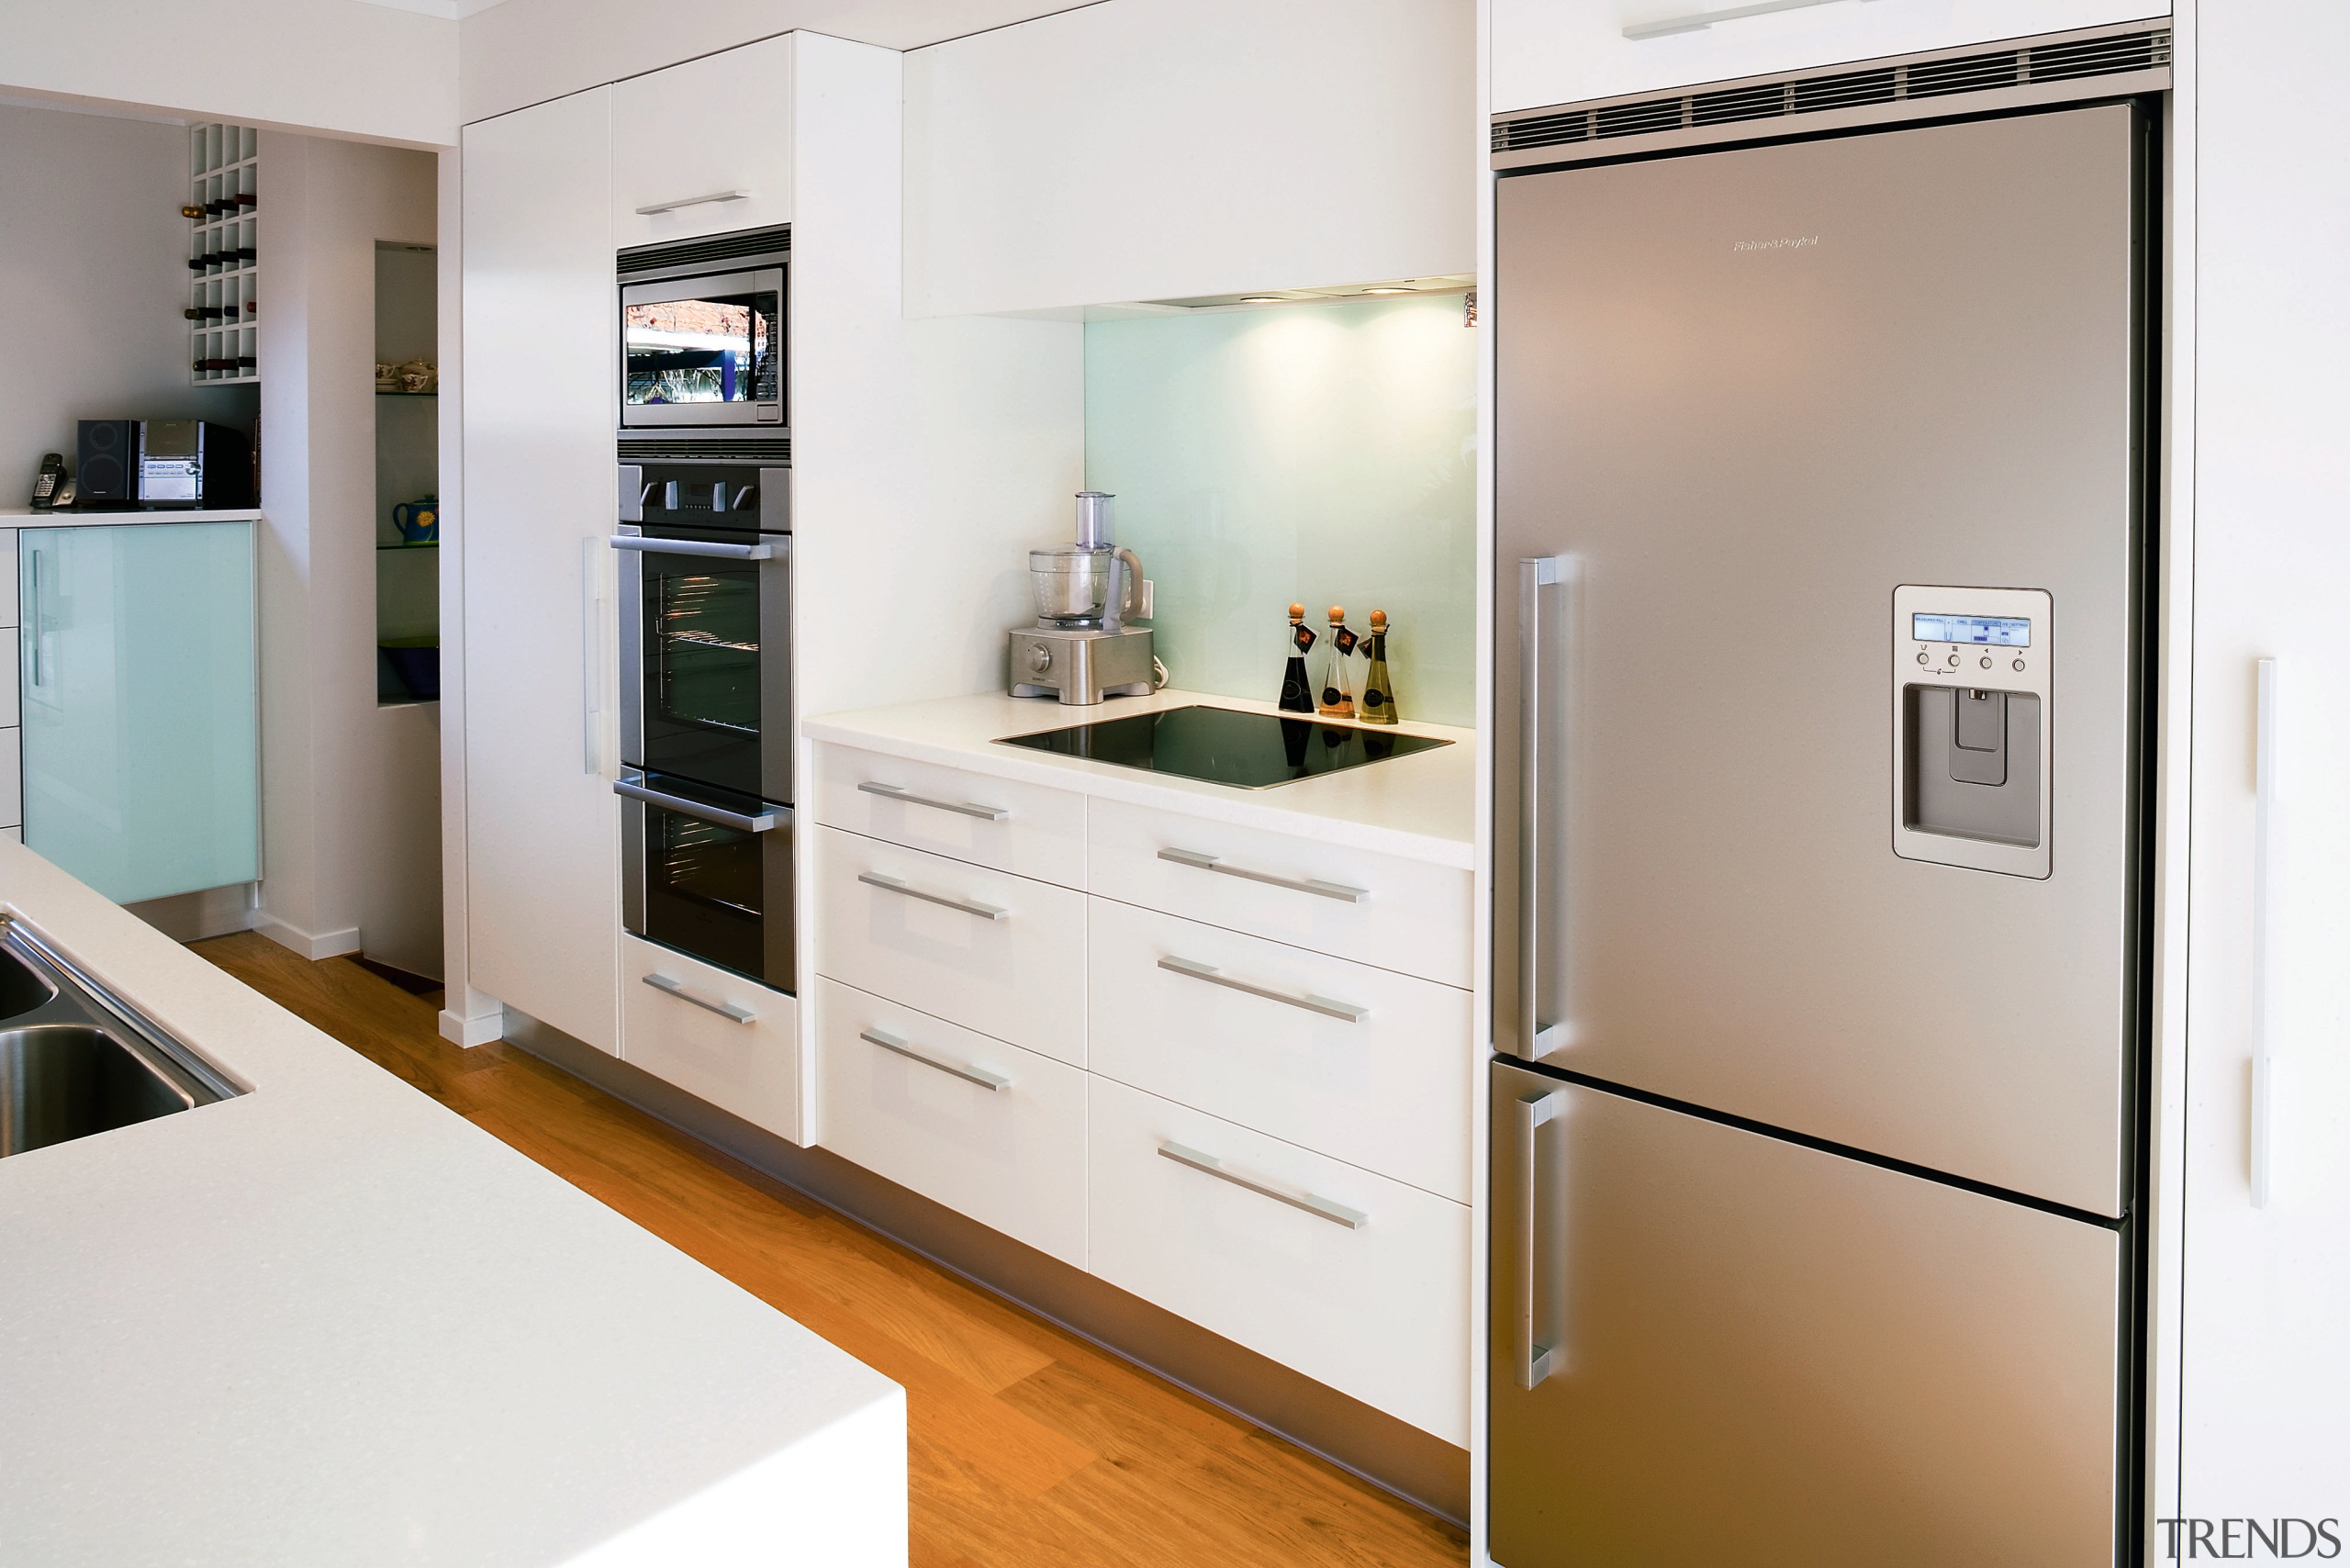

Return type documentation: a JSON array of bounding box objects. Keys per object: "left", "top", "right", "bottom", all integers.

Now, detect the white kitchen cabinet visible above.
[
  {"left": 1087, "top": 1074, "right": 1471, "bottom": 1445},
  {"left": 1087, "top": 898, "right": 1474, "bottom": 1204},
  {"left": 814, "top": 742, "right": 1087, "bottom": 890},
  {"left": 622, "top": 935, "right": 800, "bottom": 1139},
  {"left": 1088, "top": 796, "right": 1472, "bottom": 987},
  {"left": 811, "top": 825, "right": 1087, "bottom": 1066},
  {"left": 815, "top": 977, "right": 1088, "bottom": 1268},
  {"left": 1491, "top": 0, "right": 2171, "bottom": 115},
  {"left": 0, "top": 729, "right": 20, "bottom": 830},
  {"left": 611, "top": 34, "right": 792, "bottom": 250},
  {"left": 461, "top": 86, "right": 621, "bottom": 1055}
]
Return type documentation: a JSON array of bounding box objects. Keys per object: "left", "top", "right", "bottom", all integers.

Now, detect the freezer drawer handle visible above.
[
  {"left": 1157, "top": 955, "right": 1369, "bottom": 1024},
  {"left": 608, "top": 534, "right": 775, "bottom": 561},
  {"left": 1158, "top": 1140, "right": 1367, "bottom": 1229},
  {"left": 859, "top": 1027, "right": 1011, "bottom": 1092},
  {"left": 1516, "top": 1089, "right": 1561, "bottom": 1389},
  {"left": 856, "top": 780, "right": 1011, "bottom": 822},
  {"left": 643, "top": 972, "right": 755, "bottom": 1025},
  {"left": 1157, "top": 846, "right": 1369, "bottom": 904},
  {"left": 613, "top": 775, "right": 782, "bottom": 834},
  {"left": 856, "top": 870, "right": 1008, "bottom": 922},
  {"left": 633, "top": 188, "right": 750, "bottom": 216}
]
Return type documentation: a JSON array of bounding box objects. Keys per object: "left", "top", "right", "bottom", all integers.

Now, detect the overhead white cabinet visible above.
[
  {"left": 1491, "top": 0, "right": 2172, "bottom": 115},
  {"left": 462, "top": 86, "right": 621, "bottom": 1055},
  {"left": 611, "top": 34, "right": 793, "bottom": 249}
]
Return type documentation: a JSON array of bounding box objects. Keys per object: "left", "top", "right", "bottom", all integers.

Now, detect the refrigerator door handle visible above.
[
  {"left": 1520, "top": 555, "right": 1572, "bottom": 1056},
  {"left": 1516, "top": 1087, "right": 1562, "bottom": 1389}
]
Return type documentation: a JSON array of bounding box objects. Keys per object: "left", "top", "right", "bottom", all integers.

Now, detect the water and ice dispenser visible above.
[{"left": 1891, "top": 586, "right": 2053, "bottom": 879}]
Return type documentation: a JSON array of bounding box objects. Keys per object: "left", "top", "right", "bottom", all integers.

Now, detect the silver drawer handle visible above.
[
  {"left": 608, "top": 534, "right": 775, "bottom": 560},
  {"left": 1158, "top": 955, "right": 1368, "bottom": 1024},
  {"left": 634, "top": 187, "right": 750, "bottom": 215},
  {"left": 859, "top": 1027, "right": 1010, "bottom": 1092},
  {"left": 1158, "top": 1141, "right": 1367, "bottom": 1229},
  {"left": 858, "top": 780, "right": 1010, "bottom": 822},
  {"left": 1157, "top": 846, "right": 1368, "bottom": 903},
  {"left": 643, "top": 972, "right": 755, "bottom": 1024},
  {"left": 857, "top": 870, "right": 1008, "bottom": 922}
]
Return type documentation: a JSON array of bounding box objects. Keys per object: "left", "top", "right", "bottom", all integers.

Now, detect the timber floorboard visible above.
[{"left": 192, "top": 934, "right": 1470, "bottom": 1568}]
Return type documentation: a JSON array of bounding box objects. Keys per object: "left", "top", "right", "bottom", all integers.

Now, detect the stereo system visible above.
[{"left": 73, "top": 420, "right": 254, "bottom": 511}]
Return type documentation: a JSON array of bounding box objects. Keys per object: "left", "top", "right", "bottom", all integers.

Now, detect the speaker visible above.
[{"left": 74, "top": 420, "right": 140, "bottom": 509}]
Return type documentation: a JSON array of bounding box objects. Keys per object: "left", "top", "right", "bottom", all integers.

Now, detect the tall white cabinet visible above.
[{"left": 461, "top": 88, "right": 624, "bottom": 1055}]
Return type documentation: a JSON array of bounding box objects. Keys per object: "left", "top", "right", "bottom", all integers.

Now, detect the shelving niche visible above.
[{"left": 188, "top": 124, "right": 259, "bottom": 386}]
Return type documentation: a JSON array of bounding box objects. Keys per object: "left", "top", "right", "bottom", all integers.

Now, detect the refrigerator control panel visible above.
[{"left": 1891, "top": 585, "right": 2053, "bottom": 879}]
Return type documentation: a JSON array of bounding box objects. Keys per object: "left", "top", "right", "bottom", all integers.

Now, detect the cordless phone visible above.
[{"left": 29, "top": 452, "right": 65, "bottom": 510}]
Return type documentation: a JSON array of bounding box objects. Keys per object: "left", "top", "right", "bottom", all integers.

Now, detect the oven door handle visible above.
[
  {"left": 613, "top": 775, "right": 783, "bottom": 834},
  {"left": 608, "top": 535, "right": 776, "bottom": 561}
]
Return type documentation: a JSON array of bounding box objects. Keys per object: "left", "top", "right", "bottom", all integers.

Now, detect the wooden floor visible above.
[{"left": 194, "top": 934, "right": 1468, "bottom": 1568}]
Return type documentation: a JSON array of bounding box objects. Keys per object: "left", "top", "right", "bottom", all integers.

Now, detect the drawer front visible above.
[
  {"left": 1088, "top": 797, "right": 1470, "bottom": 985},
  {"left": 622, "top": 934, "right": 801, "bottom": 1143},
  {"left": 1088, "top": 899, "right": 1472, "bottom": 1203},
  {"left": 813, "top": 743, "right": 1086, "bottom": 888},
  {"left": 1088, "top": 1076, "right": 1469, "bottom": 1445},
  {"left": 812, "top": 825, "right": 1086, "bottom": 1066},
  {"left": 0, "top": 729, "right": 18, "bottom": 828},
  {"left": 815, "top": 978, "right": 1086, "bottom": 1268}
]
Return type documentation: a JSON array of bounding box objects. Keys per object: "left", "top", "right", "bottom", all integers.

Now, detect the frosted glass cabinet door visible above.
[{"left": 19, "top": 522, "right": 259, "bottom": 905}]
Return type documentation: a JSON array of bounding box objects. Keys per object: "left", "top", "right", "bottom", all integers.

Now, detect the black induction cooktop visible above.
[{"left": 996, "top": 704, "right": 1449, "bottom": 790}]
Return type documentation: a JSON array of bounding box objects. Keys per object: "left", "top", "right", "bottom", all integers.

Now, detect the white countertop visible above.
[
  {"left": 805, "top": 689, "right": 1476, "bottom": 868},
  {"left": 0, "top": 508, "right": 263, "bottom": 527},
  {"left": 0, "top": 844, "right": 904, "bottom": 1567}
]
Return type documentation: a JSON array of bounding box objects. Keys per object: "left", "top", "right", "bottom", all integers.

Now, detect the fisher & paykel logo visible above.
[
  {"left": 2157, "top": 1517, "right": 2343, "bottom": 1559},
  {"left": 1731, "top": 235, "right": 1820, "bottom": 252}
]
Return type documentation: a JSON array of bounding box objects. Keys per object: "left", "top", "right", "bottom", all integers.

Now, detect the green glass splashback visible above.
[
  {"left": 1084, "top": 292, "right": 1476, "bottom": 726},
  {"left": 20, "top": 521, "right": 259, "bottom": 905}
]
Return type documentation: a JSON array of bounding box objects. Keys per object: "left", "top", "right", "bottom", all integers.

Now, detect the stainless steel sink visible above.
[{"left": 0, "top": 920, "right": 239, "bottom": 1159}]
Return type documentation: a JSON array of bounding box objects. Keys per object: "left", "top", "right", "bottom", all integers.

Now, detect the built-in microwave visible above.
[{"left": 617, "top": 226, "right": 788, "bottom": 432}]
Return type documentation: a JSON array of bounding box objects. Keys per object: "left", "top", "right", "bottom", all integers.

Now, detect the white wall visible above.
[
  {"left": 458, "top": 0, "right": 1098, "bottom": 124},
  {"left": 904, "top": 0, "right": 1477, "bottom": 316},
  {"left": 255, "top": 133, "right": 437, "bottom": 961},
  {"left": 0, "top": 104, "right": 257, "bottom": 495},
  {"left": 0, "top": 0, "right": 456, "bottom": 147},
  {"left": 2176, "top": 0, "right": 2350, "bottom": 1528}
]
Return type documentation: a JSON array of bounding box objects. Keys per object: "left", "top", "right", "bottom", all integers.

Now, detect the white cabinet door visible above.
[
  {"left": 1492, "top": 0, "right": 2172, "bottom": 115},
  {"left": 815, "top": 977, "right": 1088, "bottom": 1267},
  {"left": 463, "top": 87, "right": 621, "bottom": 1054},
  {"left": 811, "top": 825, "right": 1086, "bottom": 1066},
  {"left": 1087, "top": 898, "right": 1474, "bottom": 1203},
  {"left": 1088, "top": 1074, "right": 1470, "bottom": 1445},
  {"left": 611, "top": 34, "right": 793, "bottom": 250},
  {"left": 622, "top": 935, "right": 800, "bottom": 1140}
]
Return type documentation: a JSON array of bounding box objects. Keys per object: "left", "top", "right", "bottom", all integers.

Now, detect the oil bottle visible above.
[
  {"left": 1359, "top": 610, "right": 1398, "bottom": 725},
  {"left": 1279, "top": 603, "right": 1317, "bottom": 713},
  {"left": 1319, "top": 606, "right": 1359, "bottom": 719}
]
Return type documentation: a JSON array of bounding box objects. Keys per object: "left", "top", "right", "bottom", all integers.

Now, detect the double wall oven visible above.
[{"left": 613, "top": 226, "right": 796, "bottom": 993}]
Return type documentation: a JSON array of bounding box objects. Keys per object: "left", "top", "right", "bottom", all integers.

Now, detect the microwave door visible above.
[{"left": 621, "top": 265, "right": 785, "bottom": 428}]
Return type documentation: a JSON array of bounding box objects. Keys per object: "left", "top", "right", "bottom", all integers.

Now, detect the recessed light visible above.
[
  {"left": 1363, "top": 286, "right": 1415, "bottom": 295},
  {"left": 1238, "top": 296, "right": 1284, "bottom": 305}
]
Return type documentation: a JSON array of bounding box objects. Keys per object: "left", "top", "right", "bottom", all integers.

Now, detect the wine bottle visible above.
[{"left": 1359, "top": 610, "right": 1399, "bottom": 725}]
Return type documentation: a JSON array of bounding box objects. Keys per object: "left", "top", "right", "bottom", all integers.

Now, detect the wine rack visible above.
[{"left": 187, "top": 123, "right": 259, "bottom": 386}]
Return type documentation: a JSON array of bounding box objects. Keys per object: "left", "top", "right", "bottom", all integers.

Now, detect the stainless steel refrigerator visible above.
[{"left": 1491, "top": 102, "right": 2153, "bottom": 1565}]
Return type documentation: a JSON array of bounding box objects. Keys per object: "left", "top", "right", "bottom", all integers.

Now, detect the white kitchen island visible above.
[{"left": 0, "top": 841, "right": 905, "bottom": 1567}]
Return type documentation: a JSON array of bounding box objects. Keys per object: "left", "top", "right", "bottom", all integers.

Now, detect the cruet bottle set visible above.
[{"left": 1279, "top": 603, "right": 1400, "bottom": 724}]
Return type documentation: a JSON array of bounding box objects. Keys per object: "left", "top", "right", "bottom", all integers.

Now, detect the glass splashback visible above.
[{"left": 1084, "top": 292, "right": 1476, "bottom": 726}]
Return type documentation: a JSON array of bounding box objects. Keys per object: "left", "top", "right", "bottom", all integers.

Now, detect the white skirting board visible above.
[
  {"left": 252, "top": 911, "right": 362, "bottom": 960},
  {"left": 127, "top": 882, "right": 257, "bottom": 943}
]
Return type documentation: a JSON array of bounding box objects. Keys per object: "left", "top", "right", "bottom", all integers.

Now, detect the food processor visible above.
[{"left": 1008, "top": 492, "right": 1157, "bottom": 704}]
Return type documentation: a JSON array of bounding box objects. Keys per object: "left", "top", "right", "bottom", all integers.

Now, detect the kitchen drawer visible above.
[
  {"left": 815, "top": 978, "right": 1086, "bottom": 1267},
  {"left": 814, "top": 743, "right": 1085, "bottom": 889},
  {"left": 812, "top": 825, "right": 1086, "bottom": 1066},
  {"left": 1088, "top": 1075, "right": 1470, "bottom": 1445},
  {"left": 1088, "top": 899, "right": 1472, "bottom": 1203},
  {"left": 0, "top": 728, "right": 17, "bottom": 827},
  {"left": 1088, "top": 797, "right": 1470, "bottom": 986},
  {"left": 622, "top": 934, "right": 802, "bottom": 1142},
  {"left": 610, "top": 35, "right": 793, "bottom": 247}
]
